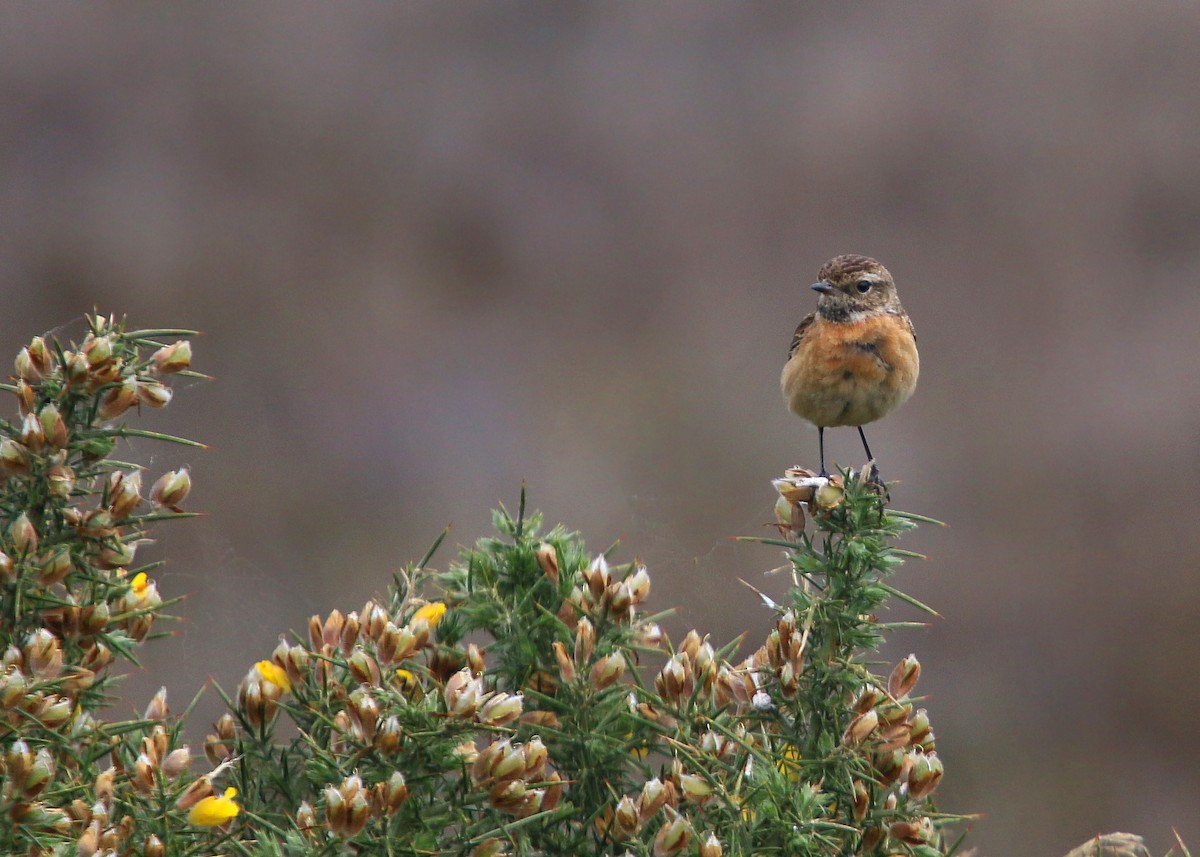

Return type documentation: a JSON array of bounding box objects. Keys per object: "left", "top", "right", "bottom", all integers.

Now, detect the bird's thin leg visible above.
[
  {"left": 857, "top": 426, "right": 881, "bottom": 483},
  {"left": 818, "top": 426, "right": 828, "bottom": 478}
]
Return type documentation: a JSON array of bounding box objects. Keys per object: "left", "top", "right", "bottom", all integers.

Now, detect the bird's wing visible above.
[
  {"left": 890, "top": 304, "right": 916, "bottom": 341},
  {"left": 787, "top": 312, "right": 816, "bottom": 359}
]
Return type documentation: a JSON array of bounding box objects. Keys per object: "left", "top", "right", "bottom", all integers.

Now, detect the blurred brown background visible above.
[{"left": 3, "top": 3, "right": 1199, "bottom": 854}]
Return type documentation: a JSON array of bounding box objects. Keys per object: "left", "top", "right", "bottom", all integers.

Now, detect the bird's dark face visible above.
[{"left": 811, "top": 255, "right": 899, "bottom": 318}]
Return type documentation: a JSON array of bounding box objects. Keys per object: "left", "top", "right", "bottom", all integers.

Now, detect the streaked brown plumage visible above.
[{"left": 781, "top": 254, "right": 918, "bottom": 477}]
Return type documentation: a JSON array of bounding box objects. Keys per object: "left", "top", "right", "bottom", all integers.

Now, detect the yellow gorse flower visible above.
[
  {"left": 777, "top": 745, "right": 802, "bottom": 782},
  {"left": 188, "top": 787, "right": 240, "bottom": 826},
  {"left": 131, "top": 572, "right": 150, "bottom": 597},
  {"left": 256, "top": 660, "right": 292, "bottom": 693},
  {"left": 412, "top": 602, "right": 447, "bottom": 627}
]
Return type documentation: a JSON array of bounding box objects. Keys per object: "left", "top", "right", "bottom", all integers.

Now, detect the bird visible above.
[{"left": 781, "top": 254, "right": 918, "bottom": 480}]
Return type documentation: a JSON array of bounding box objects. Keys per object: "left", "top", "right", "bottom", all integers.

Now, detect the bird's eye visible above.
[{"left": 856, "top": 280, "right": 872, "bottom": 293}]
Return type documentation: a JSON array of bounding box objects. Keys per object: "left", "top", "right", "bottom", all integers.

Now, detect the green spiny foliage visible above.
[
  {"left": 0, "top": 315, "right": 202, "bottom": 855},
  {"left": 0, "top": 315, "right": 983, "bottom": 857}
]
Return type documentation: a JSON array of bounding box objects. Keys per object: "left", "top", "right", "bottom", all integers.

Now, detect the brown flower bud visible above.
[
  {"left": 472, "top": 738, "right": 520, "bottom": 786},
  {"left": 873, "top": 748, "right": 908, "bottom": 785},
  {"left": 151, "top": 340, "right": 192, "bottom": 374},
  {"left": 375, "top": 621, "right": 417, "bottom": 665},
  {"left": 876, "top": 699, "right": 912, "bottom": 728},
  {"left": 678, "top": 771, "right": 713, "bottom": 803},
  {"left": 138, "top": 379, "right": 173, "bottom": 409},
  {"left": 94, "top": 766, "right": 116, "bottom": 801},
  {"left": 534, "top": 542, "right": 559, "bottom": 583},
  {"left": 889, "top": 816, "right": 934, "bottom": 845},
  {"left": 162, "top": 746, "right": 191, "bottom": 779},
  {"left": 65, "top": 351, "right": 89, "bottom": 386},
  {"left": 639, "top": 622, "right": 665, "bottom": 648},
  {"left": 82, "top": 333, "right": 114, "bottom": 369},
  {"left": 467, "top": 642, "right": 486, "bottom": 676},
  {"left": 0, "top": 439, "right": 31, "bottom": 475},
  {"left": 98, "top": 377, "right": 139, "bottom": 420},
  {"left": 854, "top": 684, "right": 883, "bottom": 714},
  {"left": 14, "top": 347, "right": 41, "bottom": 382},
  {"left": 348, "top": 687, "right": 380, "bottom": 741},
  {"left": 605, "top": 580, "right": 634, "bottom": 617},
  {"left": 37, "top": 545, "right": 73, "bottom": 586},
  {"left": 521, "top": 736, "right": 548, "bottom": 780},
  {"left": 888, "top": 654, "right": 921, "bottom": 700},
  {"left": 47, "top": 462, "right": 76, "bottom": 499},
  {"left": 144, "top": 686, "right": 170, "bottom": 721},
  {"left": 774, "top": 491, "right": 805, "bottom": 534},
  {"left": 478, "top": 692, "right": 524, "bottom": 727},
  {"left": 488, "top": 778, "right": 536, "bottom": 815},
  {"left": 10, "top": 512, "right": 38, "bottom": 555},
  {"left": 552, "top": 641, "right": 575, "bottom": 684},
  {"left": 906, "top": 751, "right": 944, "bottom": 799},
  {"left": 324, "top": 774, "right": 370, "bottom": 837},
  {"left": 143, "top": 834, "right": 165, "bottom": 857},
  {"left": 813, "top": 475, "right": 845, "bottom": 510},
  {"left": 108, "top": 471, "right": 143, "bottom": 520},
  {"left": 37, "top": 404, "right": 67, "bottom": 449},
  {"left": 655, "top": 653, "right": 694, "bottom": 704},
  {"left": 0, "top": 665, "right": 28, "bottom": 708},
  {"left": 238, "top": 676, "right": 276, "bottom": 729},
  {"left": 357, "top": 601, "right": 386, "bottom": 643},
  {"left": 175, "top": 775, "right": 215, "bottom": 811},
  {"left": 77, "top": 821, "right": 101, "bottom": 857},
  {"left": 340, "top": 612, "right": 362, "bottom": 654},
  {"left": 852, "top": 779, "right": 870, "bottom": 821},
  {"left": 295, "top": 800, "right": 317, "bottom": 836},
  {"left": 308, "top": 613, "right": 327, "bottom": 650},
  {"left": 150, "top": 467, "right": 191, "bottom": 510},
  {"left": 471, "top": 839, "right": 507, "bottom": 857},
  {"left": 25, "top": 629, "right": 63, "bottom": 680},
  {"left": 590, "top": 652, "right": 626, "bottom": 690},
  {"left": 582, "top": 555, "right": 611, "bottom": 598},
  {"left": 843, "top": 709, "right": 879, "bottom": 746},
  {"left": 637, "top": 777, "right": 672, "bottom": 824},
  {"left": 132, "top": 753, "right": 155, "bottom": 795},
  {"left": 283, "top": 643, "right": 309, "bottom": 686},
  {"left": 652, "top": 808, "right": 692, "bottom": 857},
  {"left": 20, "top": 746, "right": 55, "bottom": 797},
  {"left": 444, "top": 667, "right": 490, "bottom": 718},
  {"left": 614, "top": 794, "right": 640, "bottom": 837},
  {"left": 678, "top": 630, "right": 704, "bottom": 662},
  {"left": 542, "top": 769, "right": 563, "bottom": 812},
  {"left": 78, "top": 509, "right": 115, "bottom": 539},
  {"left": 626, "top": 564, "right": 651, "bottom": 604},
  {"left": 374, "top": 771, "right": 409, "bottom": 815},
  {"left": 375, "top": 714, "right": 403, "bottom": 754},
  {"left": 347, "top": 648, "right": 381, "bottom": 686},
  {"left": 574, "top": 617, "right": 595, "bottom": 665},
  {"left": 908, "top": 708, "right": 932, "bottom": 748},
  {"left": 14, "top": 379, "right": 35, "bottom": 416},
  {"left": 699, "top": 834, "right": 724, "bottom": 857}
]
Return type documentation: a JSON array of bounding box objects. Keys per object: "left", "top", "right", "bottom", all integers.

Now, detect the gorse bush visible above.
[{"left": 0, "top": 315, "right": 968, "bottom": 856}]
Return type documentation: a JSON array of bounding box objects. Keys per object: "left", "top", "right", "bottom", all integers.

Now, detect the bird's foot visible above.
[{"left": 863, "top": 463, "right": 890, "bottom": 503}]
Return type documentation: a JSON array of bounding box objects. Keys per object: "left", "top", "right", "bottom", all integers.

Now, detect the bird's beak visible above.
[{"left": 810, "top": 281, "right": 834, "bottom": 295}]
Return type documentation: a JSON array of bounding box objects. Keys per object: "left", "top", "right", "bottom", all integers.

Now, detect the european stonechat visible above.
[{"left": 781, "top": 254, "right": 918, "bottom": 479}]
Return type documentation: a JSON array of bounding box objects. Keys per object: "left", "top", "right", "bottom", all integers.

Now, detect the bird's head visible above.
[{"left": 811, "top": 255, "right": 900, "bottom": 318}]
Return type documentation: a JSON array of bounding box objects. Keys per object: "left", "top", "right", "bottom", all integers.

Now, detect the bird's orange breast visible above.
[{"left": 781, "top": 313, "right": 919, "bottom": 428}]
